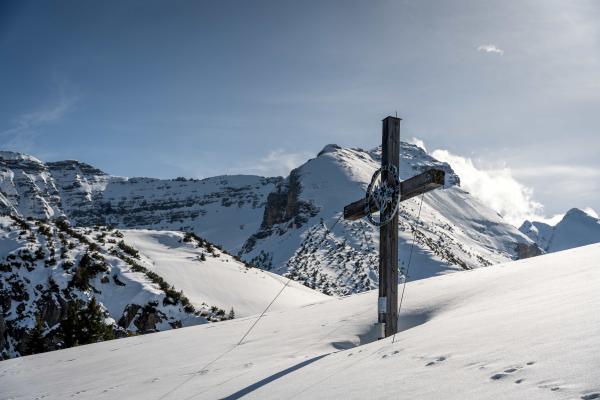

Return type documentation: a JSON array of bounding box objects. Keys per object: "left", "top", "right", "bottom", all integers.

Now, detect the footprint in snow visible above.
[
  {"left": 490, "top": 367, "right": 521, "bottom": 381},
  {"left": 425, "top": 356, "right": 447, "bottom": 366},
  {"left": 537, "top": 379, "right": 564, "bottom": 392},
  {"left": 102, "top": 385, "right": 121, "bottom": 393},
  {"left": 382, "top": 350, "right": 402, "bottom": 359},
  {"left": 490, "top": 361, "right": 536, "bottom": 381}
]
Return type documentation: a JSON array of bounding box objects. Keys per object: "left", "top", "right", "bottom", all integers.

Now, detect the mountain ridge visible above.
[{"left": 1, "top": 145, "right": 540, "bottom": 296}]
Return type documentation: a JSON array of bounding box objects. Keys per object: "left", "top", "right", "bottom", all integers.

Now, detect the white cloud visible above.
[
  {"left": 477, "top": 44, "right": 504, "bottom": 55},
  {"left": 583, "top": 207, "right": 599, "bottom": 219},
  {"left": 243, "top": 149, "right": 311, "bottom": 177},
  {"left": 408, "top": 137, "right": 427, "bottom": 152},
  {"left": 533, "top": 213, "right": 565, "bottom": 226},
  {"left": 432, "top": 149, "right": 544, "bottom": 226}
]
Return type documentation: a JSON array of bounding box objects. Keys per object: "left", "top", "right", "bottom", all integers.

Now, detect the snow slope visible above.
[
  {"left": 0, "top": 218, "right": 324, "bottom": 359},
  {"left": 122, "top": 230, "right": 327, "bottom": 317},
  {"left": 2, "top": 244, "right": 599, "bottom": 400}
]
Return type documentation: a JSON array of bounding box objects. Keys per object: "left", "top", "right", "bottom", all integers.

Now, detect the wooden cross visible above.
[{"left": 343, "top": 116, "right": 445, "bottom": 338}]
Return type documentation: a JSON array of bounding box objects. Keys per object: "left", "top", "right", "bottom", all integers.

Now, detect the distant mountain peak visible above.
[
  {"left": 563, "top": 207, "right": 596, "bottom": 220},
  {"left": 520, "top": 207, "right": 600, "bottom": 253},
  {"left": 317, "top": 144, "right": 342, "bottom": 157}
]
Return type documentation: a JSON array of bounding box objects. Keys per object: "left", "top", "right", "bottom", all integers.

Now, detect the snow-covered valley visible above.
[{"left": 1, "top": 243, "right": 599, "bottom": 400}]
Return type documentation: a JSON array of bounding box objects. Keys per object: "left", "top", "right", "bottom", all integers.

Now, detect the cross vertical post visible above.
[{"left": 379, "top": 116, "right": 400, "bottom": 337}]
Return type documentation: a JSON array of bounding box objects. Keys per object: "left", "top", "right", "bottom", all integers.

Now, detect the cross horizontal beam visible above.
[{"left": 343, "top": 168, "right": 445, "bottom": 221}]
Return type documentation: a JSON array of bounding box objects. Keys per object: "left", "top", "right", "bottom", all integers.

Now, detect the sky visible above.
[{"left": 1, "top": 0, "right": 599, "bottom": 225}]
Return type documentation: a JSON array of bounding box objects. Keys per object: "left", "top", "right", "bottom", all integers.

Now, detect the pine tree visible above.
[
  {"left": 59, "top": 302, "right": 81, "bottom": 348},
  {"left": 79, "top": 298, "right": 114, "bottom": 344},
  {"left": 228, "top": 307, "right": 235, "bottom": 320},
  {"left": 26, "top": 313, "right": 47, "bottom": 355},
  {"left": 59, "top": 298, "right": 114, "bottom": 349}
]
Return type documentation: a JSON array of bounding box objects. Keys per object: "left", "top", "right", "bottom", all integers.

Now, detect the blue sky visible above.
[{"left": 1, "top": 0, "right": 599, "bottom": 222}]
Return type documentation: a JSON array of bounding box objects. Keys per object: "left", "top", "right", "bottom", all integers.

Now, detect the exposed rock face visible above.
[
  {"left": 118, "top": 304, "right": 141, "bottom": 330},
  {"left": 132, "top": 302, "right": 165, "bottom": 333},
  {"left": 261, "top": 169, "right": 319, "bottom": 230},
  {"left": 37, "top": 293, "right": 68, "bottom": 329},
  {"left": 118, "top": 302, "right": 168, "bottom": 333},
  {"left": 241, "top": 168, "right": 320, "bottom": 265},
  {"left": 515, "top": 242, "right": 544, "bottom": 259}
]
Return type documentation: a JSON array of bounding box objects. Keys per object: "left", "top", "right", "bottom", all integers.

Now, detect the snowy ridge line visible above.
[{"left": 2, "top": 145, "right": 541, "bottom": 298}]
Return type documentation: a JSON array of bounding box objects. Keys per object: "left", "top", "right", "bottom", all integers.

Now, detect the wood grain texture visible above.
[{"left": 379, "top": 116, "right": 400, "bottom": 336}]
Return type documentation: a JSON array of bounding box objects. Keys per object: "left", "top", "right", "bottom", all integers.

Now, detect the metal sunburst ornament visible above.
[{"left": 365, "top": 164, "right": 401, "bottom": 226}]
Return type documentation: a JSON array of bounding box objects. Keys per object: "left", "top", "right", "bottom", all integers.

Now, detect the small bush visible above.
[{"left": 118, "top": 241, "right": 139, "bottom": 258}]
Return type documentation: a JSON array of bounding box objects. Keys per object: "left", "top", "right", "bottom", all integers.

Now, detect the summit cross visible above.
[{"left": 343, "top": 116, "right": 445, "bottom": 338}]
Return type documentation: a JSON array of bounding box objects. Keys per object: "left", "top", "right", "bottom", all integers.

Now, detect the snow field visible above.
[{"left": 2, "top": 243, "right": 599, "bottom": 399}]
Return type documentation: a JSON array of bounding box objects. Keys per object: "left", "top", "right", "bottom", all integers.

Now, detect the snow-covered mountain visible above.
[
  {"left": 2, "top": 243, "right": 599, "bottom": 400},
  {"left": 0, "top": 216, "right": 323, "bottom": 359},
  {"left": 1, "top": 145, "right": 540, "bottom": 296},
  {"left": 0, "top": 151, "right": 280, "bottom": 252},
  {"left": 239, "top": 144, "right": 539, "bottom": 294},
  {"left": 520, "top": 208, "right": 600, "bottom": 252}
]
